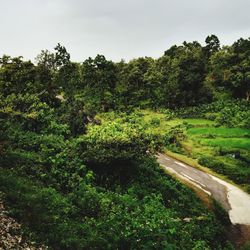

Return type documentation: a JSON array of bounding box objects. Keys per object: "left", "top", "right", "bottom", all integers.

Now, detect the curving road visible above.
[{"left": 157, "top": 152, "right": 250, "bottom": 226}]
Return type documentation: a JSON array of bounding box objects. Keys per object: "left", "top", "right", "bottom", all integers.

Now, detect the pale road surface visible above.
[{"left": 157, "top": 152, "right": 250, "bottom": 225}]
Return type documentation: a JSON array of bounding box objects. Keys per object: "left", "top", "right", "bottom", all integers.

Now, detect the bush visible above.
[
  {"left": 205, "top": 112, "right": 219, "bottom": 121},
  {"left": 150, "top": 117, "right": 161, "bottom": 126},
  {"left": 0, "top": 166, "right": 232, "bottom": 250},
  {"left": 176, "top": 99, "right": 250, "bottom": 128},
  {"left": 198, "top": 156, "right": 225, "bottom": 172}
]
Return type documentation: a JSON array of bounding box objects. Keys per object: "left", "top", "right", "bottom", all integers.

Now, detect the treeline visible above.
[{"left": 0, "top": 35, "right": 249, "bottom": 114}]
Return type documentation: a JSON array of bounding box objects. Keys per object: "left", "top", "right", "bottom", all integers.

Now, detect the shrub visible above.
[
  {"left": 205, "top": 112, "right": 219, "bottom": 121},
  {"left": 198, "top": 156, "right": 225, "bottom": 172},
  {"left": 77, "top": 121, "right": 149, "bottom": 166},
  {"left": 150, "top": 117, "right": 161, "bottom": 126}
]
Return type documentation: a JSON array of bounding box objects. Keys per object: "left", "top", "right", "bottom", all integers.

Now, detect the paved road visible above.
[{"left": 157, "top": 152, "right": 250, "bottom": 225}]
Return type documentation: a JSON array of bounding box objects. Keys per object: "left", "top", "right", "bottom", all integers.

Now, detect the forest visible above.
[{"left": 0, "top": 35, "right": 250, "bottom": 249}]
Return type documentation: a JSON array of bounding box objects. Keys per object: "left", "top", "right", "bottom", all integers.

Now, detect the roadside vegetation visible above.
[
  {"left": 100, "top": 101, "right": 250, "bottom": 193},
  {"left": 1, "top": 35, "right": 250, "bottom": 249}
]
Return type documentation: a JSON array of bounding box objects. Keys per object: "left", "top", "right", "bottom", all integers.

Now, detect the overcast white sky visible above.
[{"left": 0, "top": 0, "right": 250, "bottom": 62}]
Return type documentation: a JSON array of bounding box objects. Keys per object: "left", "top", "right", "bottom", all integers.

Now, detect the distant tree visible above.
[
  {"left": 81, "top": 55, "right": 117, "bottom": 112},
  {"left": 35, "top": 49, "right": 56, "bottom": 72},
  {"left": 231, "top": 38, "right": 250, "bottom": 100},
  {"left": 161, "top": 41, "right": 212, "bottom": 107},
  {"left": 115, "top": 57, "right": 153, "bottom": 109},
  {"left": 54, "top": 43, "right": 70, "bottom": 69},
  {"left": 204, "top": 35, "right": 220, "bottom": 57},
  {"left": 0, "top": 56, "right": 36, "bottom": 96},
  {"left": 35, "top": 43, "right": 70, "bottom": 72},
  {"left": 35, "top": 43, "right": 71, "bottom": 105},
  {"left": 143, "top": 60, "right": 164, "bottom": 108},
  {"left": 164, "top": 45, "right": 178, "bottom": 57},
  {"left": 56, "top": 62, "right": 82, "bottom": 98},
  {"left": 207, "top": 38, "right": 250, "bottom": 101}
]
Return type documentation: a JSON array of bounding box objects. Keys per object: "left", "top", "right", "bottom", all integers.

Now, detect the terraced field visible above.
[{"left": 183, "top": 123, "right": 250, "bottom": 192}]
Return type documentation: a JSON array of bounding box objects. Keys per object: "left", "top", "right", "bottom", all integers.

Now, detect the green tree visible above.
[
  {"left": 35, "top": 43, "right": 71, "bottom": 105},
  {"left": 81, "top": 55, "right": 117, "bottom": 112},
  {"left": 204, "top": 34, "right": 220, "bottom": 58},
  {"left": 207, "top": 38, "right": 250, "bottom": 101},
  {"left": 115, "top": 57, "right": 153, "bottom": 109},
  {"left": 0, "top": 56, "right": 36, "bottom": 96},
  {"left": 160, "top": 41, "right": 211, "bottom": 107}
]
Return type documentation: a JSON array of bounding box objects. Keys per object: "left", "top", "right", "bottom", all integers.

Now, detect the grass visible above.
[
  {"left": 187, "top": 127, "right": 250, "bottom": 138},
  {"left": 164, "top": 118, "right": 215, "bottom": 128},
  {"left": 183, "top": 119, "right": 215, "bottom": 126},
  {"left": 140, "top": 110, "right": 216, "bottom": 133},
  {"left": 182, "top": 122, "right": 250, "bottom": 192},
  {"left": 200, "top": 138, "right": 250, "bottom": 150}
]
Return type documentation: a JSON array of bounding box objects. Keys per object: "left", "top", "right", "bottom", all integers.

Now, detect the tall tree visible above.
[
  {"left": 207, "top": 38, "right": 250, "bottom": 101},
  {"left": 204, "top": 35, "right": 220, "bottom": 58},
  {"left": 35, "top": 43, "right": 71, "bottom": 105},
  {"left": 161, "top": 41, "right": 212, "bottom": 107},
  {"left": 0, "top": 56, "right": 36, "bottom": 96},
  {"left": 81, "top": 55, "right": 117, "bottom": 112}
]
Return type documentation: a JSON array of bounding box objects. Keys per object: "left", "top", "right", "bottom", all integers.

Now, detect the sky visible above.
[{"left": 0, "top": 0, "right": 250, "bottom": 62}]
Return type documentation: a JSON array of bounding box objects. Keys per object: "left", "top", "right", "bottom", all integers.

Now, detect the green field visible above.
[
  {"left": 200, "top": 138, "right": 250, "bottom": 150},
  {"left": 187, "top": 127, "right": 250, "bottom": 138},
  {"left": 183, "top": 122, "right": 250, "bottom": 192},
  {"left": 183, "top": 119, "right": 216, "bottom": 126}
]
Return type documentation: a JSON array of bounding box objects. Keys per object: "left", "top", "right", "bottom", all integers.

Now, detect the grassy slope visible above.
[
  {"left": 187, "top": 127, "right": 250, "bottom": 137},
  {"left": 180, "top": 124, "right": 250, "bottom": 192},
  {"left": 200, "top": 138, "right": 250, "bottom": 150}
]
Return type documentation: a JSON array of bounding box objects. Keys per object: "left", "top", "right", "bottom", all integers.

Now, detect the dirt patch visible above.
[
  {"left": 0, "top": 193, "right": 47, "bottom": 249},
  {"left": 228, "top": 224, "right": 250, "bottom": 248}
]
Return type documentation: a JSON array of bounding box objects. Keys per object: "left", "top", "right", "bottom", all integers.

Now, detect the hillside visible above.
[{"left": 1, "top": 36, "right": 250, "bottom": 249}]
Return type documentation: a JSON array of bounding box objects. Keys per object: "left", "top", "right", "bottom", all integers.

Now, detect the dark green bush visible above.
[
  {"left": 150, "top": 117, "right": 161, "bottom": 126},
  {"left": 198, "top": 156, "right": 225, "bottom": 172},
  {"left": 198, "top": 156, "right": 250, "bottom": 184},
  {"left": 0, "top": 160, "right": 232, "bottom": 250}
]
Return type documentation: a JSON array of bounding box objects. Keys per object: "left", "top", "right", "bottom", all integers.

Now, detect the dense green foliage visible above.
[
  {"left": 99, "top": 107, "right": 250, "bottom": 193},
  {"left": 1, "top": 36, "right": 249, "bottom": 248},
  {"left": 0, "top": 100, "right": 232, "bottom": 249}
]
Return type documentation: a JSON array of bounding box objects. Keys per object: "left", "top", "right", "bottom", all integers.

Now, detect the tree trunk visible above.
[{"left": 246, "top": 90, "right": 250, "bottom": 101}]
